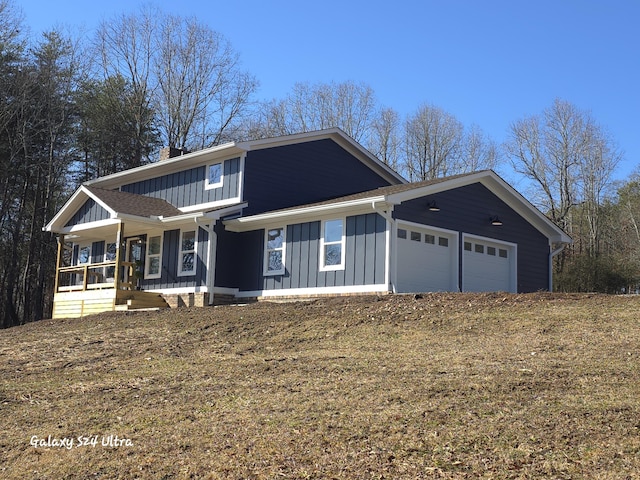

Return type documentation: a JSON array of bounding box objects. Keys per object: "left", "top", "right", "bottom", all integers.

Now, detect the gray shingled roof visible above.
[{"left": 85, "top": 186, "right": 183, "bottom": 218}]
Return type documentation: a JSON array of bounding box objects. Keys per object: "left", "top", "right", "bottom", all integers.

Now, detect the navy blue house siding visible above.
[
  {"left": 393, "top": 183, "right": 550, "bottom": 292},
  {"left": 242, "top": 140, "right": 395, "bottom": 216},
  {"left": 220, "top": 213, "right": 387, "bottom": 293},
  {"left": 66, "top": 199, "right": 110, "bottom": 226},
  {"left": 121, "top": 157, "right": 241, "bottom": 208},
  {"left": 140, "top": 227, "right": 208, "bottom": 290}
]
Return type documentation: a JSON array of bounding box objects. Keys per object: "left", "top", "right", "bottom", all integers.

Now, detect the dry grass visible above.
[{"left": 1, "top": 292, "right": 640, "bottom": 479}]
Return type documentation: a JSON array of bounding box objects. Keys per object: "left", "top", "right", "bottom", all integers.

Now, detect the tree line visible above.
[{"left": 0, "top": 1, "right": 638, "bottom": 327}]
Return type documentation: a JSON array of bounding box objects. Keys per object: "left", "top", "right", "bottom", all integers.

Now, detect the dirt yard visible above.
[{"left": 1, "top": 292, "right": 640, "bottom": 479}]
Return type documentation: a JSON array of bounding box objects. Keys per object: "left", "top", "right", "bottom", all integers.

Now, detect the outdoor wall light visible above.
[
  {"left": 427, "top": 201, "right": 440, "bottom": 212},
  {"left": 490, "top": 216, "right": 503, "bottom": 226}
]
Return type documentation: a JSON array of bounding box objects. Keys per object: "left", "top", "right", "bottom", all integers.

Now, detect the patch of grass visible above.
[{"left": 1, "top": 293, "right": 640, "bottom": 478}]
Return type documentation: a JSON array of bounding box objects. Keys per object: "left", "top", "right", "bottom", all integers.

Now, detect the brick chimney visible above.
[{"left": 159, "top": 146, "right": 188, "bottom": 161}]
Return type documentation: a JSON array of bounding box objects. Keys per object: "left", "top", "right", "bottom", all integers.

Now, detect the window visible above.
[
  {"left": 78, "top": 245, "right": 91, "bottom": 264},
  {"left": 320, "top": 219, "right": 345, "bottom": 270},
  {"left": 145, "top": 234, "right": 163, "bottom": 279},
  {"left": 105, "top": 242, "right": 117, "bottom": 281},
  {"left": 499, "top": 248, "right": 508, "bottom": 258},
  {"left": 464, "top": 241, "right": 472, "bottom": 251},
  {"left": 425, "top": 234, "right": 435, "bottom": 244},
  {"left": 410, "top": 231, "right": 421, "bottom": 242},
  {"left": 178, "top": 230, "right": 197, "bottom": 276},
  {"left": 438, "top": 237, "right": 449, "bottom": 247},
  {"left": 205, "top": 162, "right": 223, "bottom": 189},
  {"left": 475, "top": 244, "right": 484, "bottom": 254},
  {"left": 397, "top": 229, "right": 407, "bottom": 239},
  {"left": 264, "top": 227, "right": 285, "bottom": 275},
  {"left": 487, "top": 246, "right": 496, "bottom": 256}
]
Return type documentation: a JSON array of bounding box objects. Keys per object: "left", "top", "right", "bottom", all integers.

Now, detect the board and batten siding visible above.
[
  {"left": 65, "top": 199, "right": 110, "bottom": 226},
  {"left": 140, "top": 227, "right": 209, "bottom": 291},
  {"left": 250, "top": 213, "right": 387, "bottom": 292},
  {"left": 242, "top": 140, "right": 395, "bottom": 216},
  {"left": 392, "top": 183, "right": 550, "bottom": 293},
  {"left": 120, "top": 157, "right": 241, "bottom": 209}
]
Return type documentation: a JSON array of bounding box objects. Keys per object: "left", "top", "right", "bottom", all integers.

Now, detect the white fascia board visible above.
[
  {"left": 224, "top": 196, "right": 389, "bottom": 232},
  {"left": 54, "top": 218, "right": 122, "bottom": 235},
  {"left": 84, "top": 143, "right": 245, "bottom": 190},
  {"left": 387, "top": 170, "right": 572, "bottom": 244},
  {"left": 178, "top": 197, "right": 243, "bottom": 213},
  {"left": 44, "top": 185, "right": 117, "bottom": 233}
]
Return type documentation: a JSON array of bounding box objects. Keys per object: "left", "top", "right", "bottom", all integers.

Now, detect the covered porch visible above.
[{"left": 52, "top": 221, "right": 170, "bottom": 319}]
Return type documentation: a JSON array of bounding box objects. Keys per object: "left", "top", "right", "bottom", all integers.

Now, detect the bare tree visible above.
[
  {"left": 155, "top": 14, "right": 257, "bottom": 149},
  {"left": 95, "top": 8, "right": 157, "bottom": 165},
  {"left": 250, "top": 81, "right": 377, "bottom": 143},
  {"left": 505, "top": 98, "right": 620, "bottom": 240},
  {"left": 463, "top": 124, "right": 498, "bottom": 172},
  {"left": 369, "top": 107, "right": 401, "bottom": 171},
  {"left": 95, "top": 7, "right": 257, "bottom": 153},
  {"left": 402, "top": 104, "right": 464, "bottom": 181}
]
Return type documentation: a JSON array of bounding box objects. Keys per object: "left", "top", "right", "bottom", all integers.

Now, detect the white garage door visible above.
[
  {"left": 463, "top": 236, "right": 515, "bottom": 292},
  {"left": 396, "top": 224, "right": 457, "bottom": 293}
]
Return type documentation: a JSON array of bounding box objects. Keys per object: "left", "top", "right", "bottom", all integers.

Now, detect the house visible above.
[{"left": 45, "top": 128, "right": 571, "bottom": 318}]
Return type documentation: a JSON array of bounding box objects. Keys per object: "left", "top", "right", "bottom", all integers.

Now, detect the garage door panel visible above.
[
  {"left": 463, "top": 238, "right": 514, "bottom": 292},
  {"left": 397, "top": 226, "right": 456, "bottom": 293}
]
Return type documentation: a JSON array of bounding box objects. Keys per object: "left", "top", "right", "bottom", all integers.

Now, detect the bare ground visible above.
[{"left": 1, "top": 292, "right": 640, "bottom": 479}]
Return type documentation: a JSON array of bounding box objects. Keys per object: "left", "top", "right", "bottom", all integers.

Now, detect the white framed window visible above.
[
  {"left": 104, "top": 242, "right": 117, "bottom": 281},
  {"left": 264, "top": 227, "right": 285, "bottom": 275},
  {"left": 178, "top": 230, "right": 197, "bottom": 276},
  {"left": 77, "top": 244, "right": 91, "bottom": 264},
  {"left": 205, "top": 162, "right": 223, "bottom": 189},
  {"left": 145, "top": 234, "right": 163, "bottom": 279},
  {"left": 320, "top": 218, "right": 345, "bottom": 271}
]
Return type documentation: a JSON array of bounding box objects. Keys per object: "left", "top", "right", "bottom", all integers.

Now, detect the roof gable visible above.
[
  {"left": 224, "top": 170, "right": 571, "bottom": 244},
  {"left": 85, "top": 128, "right": 405, "bottom": 190}
]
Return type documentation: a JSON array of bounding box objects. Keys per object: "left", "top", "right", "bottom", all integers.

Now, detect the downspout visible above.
[
  {"left": 372, "top": 201, "right": 396, "bottom": 294},
  {"left": 549, "top": 243, "right": 565, "bottom": 292}
]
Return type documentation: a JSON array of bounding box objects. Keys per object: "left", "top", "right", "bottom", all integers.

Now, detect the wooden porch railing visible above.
[{"left": 56, "top": 261, "right": 137, "bottom": 293}]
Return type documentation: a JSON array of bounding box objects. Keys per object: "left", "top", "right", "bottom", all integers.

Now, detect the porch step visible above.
[{"left": 115, "top": 291, "right": 170, "bottom": 311}]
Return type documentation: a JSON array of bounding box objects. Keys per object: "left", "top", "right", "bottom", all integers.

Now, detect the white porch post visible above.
[{"left": 206, "top": 220, "right": 218, "bottom": 305}]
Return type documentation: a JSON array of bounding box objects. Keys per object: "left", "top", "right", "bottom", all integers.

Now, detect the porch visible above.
[{"left": 51, "top": 224, "right": 170, "bottom": 319}]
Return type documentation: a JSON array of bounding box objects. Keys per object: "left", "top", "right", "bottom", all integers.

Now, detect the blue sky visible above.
[{"left": 20, "top": 0, "right": 640, "bottom": 184}]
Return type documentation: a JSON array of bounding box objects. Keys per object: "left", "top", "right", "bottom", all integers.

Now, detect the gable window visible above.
[
  {"left": 264, "top": 227, "right": 285, "bottom": 275},
  {"left": 145, "top": 234, "right": 163, "bottom": 279},
  {"left": 178, "top": 230, "right": 197, "bottom": 276},
  {"left": 205, "top": 162, "right": 223, "bottom": 189},
  {"left": 320, "top": 218, "right": 345, "bottom": 271}
]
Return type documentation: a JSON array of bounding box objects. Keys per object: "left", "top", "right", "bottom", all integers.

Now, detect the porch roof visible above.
[
  {"left": 85, "top": 186, "right": 183, "bottom": 218},
  {"left": 45, "top": 185, "right": 246, "bottom": 237}
]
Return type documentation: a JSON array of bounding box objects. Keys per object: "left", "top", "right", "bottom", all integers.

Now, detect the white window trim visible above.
[
  {"left": 144, "top": 233, "right": 164, "bottom": 279},
  {"left": 319, "top": 218, "right": 346, "bottom": 272},
  {"left": 205, "top": 162, "right": 224, "bottom": 190},
  {"left": 263, "top": 227, "right": 286, "bottom": 276},
  {"left": 178, "top": 229, "right": 198, "bottom": 277},
  {"left": 77, "top": 243, "right": 91, "bottom": 265}
]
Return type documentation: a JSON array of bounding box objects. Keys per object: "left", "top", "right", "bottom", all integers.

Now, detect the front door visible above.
[{"left": 125, "top": 237, "right": 144, "bottom": 288}]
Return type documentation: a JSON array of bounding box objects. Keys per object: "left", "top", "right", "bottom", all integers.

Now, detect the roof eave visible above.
[{"left": 224, "top": 196, "right": 390, "bottom": 232}]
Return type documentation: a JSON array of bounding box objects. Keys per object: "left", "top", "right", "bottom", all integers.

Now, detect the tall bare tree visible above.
[
  {"left": 369, "top": 107, "right": 401, "bottom": 170},
  {"left": 402, "top": 104, "right": 464, "bottom": 181},
  {"left": 505, "top": 98, "right": 620, "bottom": 241},
  {"left": 95, "top": 7, "right": 257, "bottom": 153},
  {"left": 251, "top": 81, "right": 377, "bottom": 144}
]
